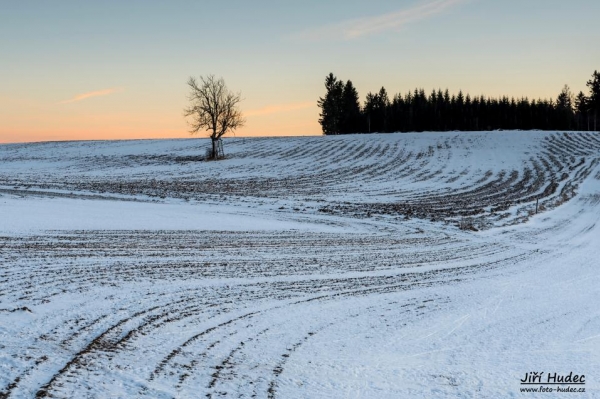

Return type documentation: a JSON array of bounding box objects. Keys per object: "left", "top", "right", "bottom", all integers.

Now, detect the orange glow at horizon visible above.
[
  {"left": 244, "top": 101, "right": 314, "bottom": 117},
  {"left": 0, "top": 102, "right": 323, "bottom": 144},
  {"left": 1, "top": 81, "right": 579, "bottom": 144}
]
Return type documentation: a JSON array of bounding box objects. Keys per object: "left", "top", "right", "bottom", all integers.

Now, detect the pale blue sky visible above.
[{"left": 1, "top": 0, "right": 598, "bottom": 142}]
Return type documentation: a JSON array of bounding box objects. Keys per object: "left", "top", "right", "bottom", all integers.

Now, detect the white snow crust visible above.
[{"left": 0, "top": 131, "right": 598, "bottom": 398}]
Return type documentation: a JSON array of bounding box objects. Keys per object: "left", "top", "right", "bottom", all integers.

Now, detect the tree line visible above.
[{"left": 318, "top": 71, "right": 600, "bottom": 134}]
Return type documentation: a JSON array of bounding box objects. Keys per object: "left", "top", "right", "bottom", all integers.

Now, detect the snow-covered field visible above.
[{"left": 0, "top": 131, "right": 599, "bottom": 398}]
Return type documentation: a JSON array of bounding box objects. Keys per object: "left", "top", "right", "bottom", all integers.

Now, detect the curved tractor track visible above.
[
  {"left": 1, "top": 131, "right": 599, "bottom": 398},
  {"left": 1, "top": 229, "right": 538, "bottom": 399},
  {"left": 1, "top": 132, "right": 599, "bottom": 229}
]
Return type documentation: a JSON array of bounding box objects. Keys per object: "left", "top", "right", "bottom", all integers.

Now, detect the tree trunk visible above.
[{"left": 212, "top": 137, "right": 218, "bottom": 160}]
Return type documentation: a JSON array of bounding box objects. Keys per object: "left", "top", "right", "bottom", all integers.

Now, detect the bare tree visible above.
[{"left": 184, "top": 75, "right": 245, "bottom": 159}]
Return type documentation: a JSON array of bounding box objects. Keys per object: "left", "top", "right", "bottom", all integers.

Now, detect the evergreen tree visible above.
[
  {"left": 555, "top": 85, "right": 574, "bottom": 130},
  {"left": 574, "top": 91, "right": 588, "bottom": 131},
  {"left": 389, "top": 94, "right": 404, "bottom": 132},
  {"left": 363, "top": 87, "right": 390, "bottom": 133},
  {"left": 377, "top": 87, "right": 391, "bottom": 132},
  {"left": 586, "top": 70, "right": 600, "bottom": 131},
  {"left": 518, "top": 97, "right": 532, "bottom": 130},
  {"left": 413, "top": 89, "right": 427, "bottom": 131},
  {"left": 404, "top": 91, "right": 414, "bottom": 131},
  {"left": 455, "top": 91, "right": 465, "bottom": 130},
  {"left": 340, "top": 80, "right": 362, "bottom": 134},
  {"left": 428, "top": 90, "right": 438, "bottom": 131},
  {"left": 363, "top": 92, "right": 376, "bottom": 133},
  {"left": 465, "top": 94, "right": 472, "bottom": 130},
  {"left": 317, "top": 73, "right": 344, "bottom": 135}
]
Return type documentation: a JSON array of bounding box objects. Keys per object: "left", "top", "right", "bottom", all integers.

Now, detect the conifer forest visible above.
[{"left": 318, "top": 71, "right": 600, "bottom": 134}]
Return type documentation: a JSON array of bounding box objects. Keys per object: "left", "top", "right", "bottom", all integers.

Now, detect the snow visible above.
[
  {"left": 0, "top": 131, "right": 599, "bottom": 398},
  {"left": 0, "top": 196, "right": 345, "bottom": 233}
]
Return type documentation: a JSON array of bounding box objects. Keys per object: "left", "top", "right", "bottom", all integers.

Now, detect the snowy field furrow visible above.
[{"left": 0, "top": 131, "right": 599, "bottom": 398}]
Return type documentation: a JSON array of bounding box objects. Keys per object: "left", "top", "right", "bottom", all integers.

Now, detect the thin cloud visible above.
[
  {"left": 297, "top": 0, "right": 469, "bottom": 40},
  {"left": 59, "top": 88, "right": 123, "bottom": 104},
  {"left": 245, "top": 101, "right": 314, "bottom": 117}
]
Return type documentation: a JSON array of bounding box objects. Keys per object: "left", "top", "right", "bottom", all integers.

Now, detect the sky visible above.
[{"left": 1, "top": 0, "right": 599, "bottom": 143}]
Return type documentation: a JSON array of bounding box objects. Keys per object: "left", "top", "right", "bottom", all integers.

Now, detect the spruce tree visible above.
[
  {"left": 586, "top": 71, "right": 600, "bottom": 131},
  {"left": 377, "top": 87, "right": 390, "bottom": 132},
  {"left": 340, "top": 80, "right": 362, "bottom": 134},
  {"left": 389, "top": 94, "right": 404, "bottom": 132},
  {"left": 574, "top": 91, "right": 588, "bottom": 131},
  {"left": 317, "top": 73, "right": 344, "bottom": 135},
  {"left": 556, "top": 85, "right": 574, "bottom": 130},
  {"left": 456, "top": 91, "right": 465, "bottom": 130},
  {"left": 363, "top": 92, "right": 375, "bottom": 133}
]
